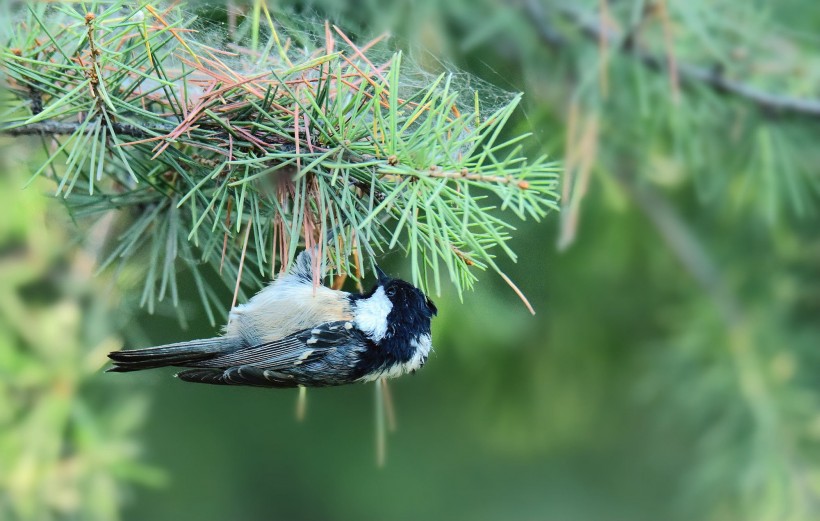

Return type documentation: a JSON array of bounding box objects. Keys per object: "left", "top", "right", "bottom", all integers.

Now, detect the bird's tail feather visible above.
[{"left": 107, "top": 337, "right": 233, "bottom": 373}]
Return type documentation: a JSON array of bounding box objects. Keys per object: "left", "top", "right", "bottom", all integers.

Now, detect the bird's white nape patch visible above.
[{"left": 354, "top": 286, "right": 392, "bottom": 341}]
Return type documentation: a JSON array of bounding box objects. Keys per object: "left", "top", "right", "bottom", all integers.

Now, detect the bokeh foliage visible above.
[
  {"left": 3, "top": 1, "right": 820, "bottom": 521},
  {"left": 0, "top": 161, "right": 164, "bottom": 520}
]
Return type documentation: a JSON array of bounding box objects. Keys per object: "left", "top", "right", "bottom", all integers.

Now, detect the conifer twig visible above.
[{"left": 2, "top": 1, "right": 560, "bottom": 315}]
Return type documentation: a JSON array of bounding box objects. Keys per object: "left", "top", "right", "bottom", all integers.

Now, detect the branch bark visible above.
[
  {"left": 1, "top": 120, "right": 295, "bottom": 150},
  {"left": 2, "top": 120, "right": 164, "bottom": 138}
]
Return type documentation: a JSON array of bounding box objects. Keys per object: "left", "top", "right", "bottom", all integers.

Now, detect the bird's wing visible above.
[
  {"left": 197, "top": 318, "right": 359, "bottom": 364},
  {"left": 177, "top": 321, "right": 368, "bottom": 387}
]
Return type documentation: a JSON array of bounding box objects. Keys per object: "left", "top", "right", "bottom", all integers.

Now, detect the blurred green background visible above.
[{"left": 3, "top": 0, "right": 820, "bottom": 520}]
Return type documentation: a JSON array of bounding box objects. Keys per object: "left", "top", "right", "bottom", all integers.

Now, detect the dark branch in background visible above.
[
  {"left": 522, "top": 0, "right": 565, "bottom": 48},
  {"left": 522, "top": 0, "right": 820, "bottom": 119},
  {"left": 524, "top": 3, "right": 788, "bottom": 454},
  {"left": 521, "top": 0, "right": 744, "bottom": 322}
]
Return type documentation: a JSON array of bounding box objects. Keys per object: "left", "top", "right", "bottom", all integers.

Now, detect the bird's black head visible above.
[
  {"left": 357, "top": 265, "right": 436, "bottom": 364},
  {"left": 348, "top": 267, "right": 437, "bottom": 372},
  {"left": 375, "top": 265, "right": 437, "bottom": 323}
]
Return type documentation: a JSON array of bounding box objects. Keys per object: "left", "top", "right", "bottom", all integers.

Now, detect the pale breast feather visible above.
[{"left": 224, "top": 251, "right": 353, "bottom": 345}]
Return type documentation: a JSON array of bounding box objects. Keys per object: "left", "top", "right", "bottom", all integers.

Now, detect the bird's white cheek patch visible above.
[{"left": 354, "top": 287, "right": 392, "bottom": 341}]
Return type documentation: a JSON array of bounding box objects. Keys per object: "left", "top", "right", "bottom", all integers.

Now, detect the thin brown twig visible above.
[
  {"left": 598, "top": 0, "right": 610, "bottom": 97},
  {"left": 424, "top": 168, "right": 531, "bottom": 189},
  {"left": 220, "top": 195, "right": 233, "bottom": 274},
  {"left": 351, "top": 231, "right": 364, "bottom": 293},
  {"left": 558, "top": 111, "right": 598, "bottom": 251},
  {"left": 498, "top": 270, "right": 536, "bottom": 315},
  {"left": 296, "top": 386, "right": 307, "bottom": 422},
  {"left": 562, "top": 100, "right": 579, "bottom": 203},
  {"left": 655, "top": 0, "right": 680, "bottom": 103},
  {"left": 333, "top": 26, "right": 388, "bottom": 85},
  {"left": 231, "top": 217, "right": 253, "bottom": 309},
  {"left": 452, "top": 246, "right": 475, "bottom": 266},
  {"left": 84, "top": 13, "right": 102, "bottom": 102},
  {"left": 381, "top": 378, "right": 397, "bottom": 432},
  {"left": 375, "top": 379, "right": 386, "bottom": 467}
]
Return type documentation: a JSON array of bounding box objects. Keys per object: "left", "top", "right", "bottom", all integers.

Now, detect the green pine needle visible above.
[{"left": 1, "top": 1, "right": 560, "bottom": 316}]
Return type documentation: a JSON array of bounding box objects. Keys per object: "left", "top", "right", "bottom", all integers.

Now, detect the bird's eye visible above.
[{"left": 385, "top": 286, "right": 397, "bottom": 297}]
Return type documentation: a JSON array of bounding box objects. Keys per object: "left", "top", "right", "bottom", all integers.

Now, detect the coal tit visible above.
[{"left": 107, "top": 250, "right": 438, "bottom": 387}]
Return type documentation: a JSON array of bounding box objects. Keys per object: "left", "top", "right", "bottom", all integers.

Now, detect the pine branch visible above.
[
  {"left": 3, "top": 120, "right": 169, "bottom": 138},
  {"left": 524, "top": 0, "right": 820, "bottom": 119},
  {"left": 1, "top": 1, "right": 560, "bottom": 314},
  {"left": 2, "top": 120, "right": 296, "bottom": 149}
]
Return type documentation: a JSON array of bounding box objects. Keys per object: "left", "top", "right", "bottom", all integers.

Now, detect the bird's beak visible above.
[{"left": 375, "top": 264, "right": 389, "bottom": 285}]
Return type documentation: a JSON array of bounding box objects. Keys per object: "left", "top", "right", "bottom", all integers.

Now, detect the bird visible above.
[{"left": 107, "top": 250, "right": 437, "bottom": 388}]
